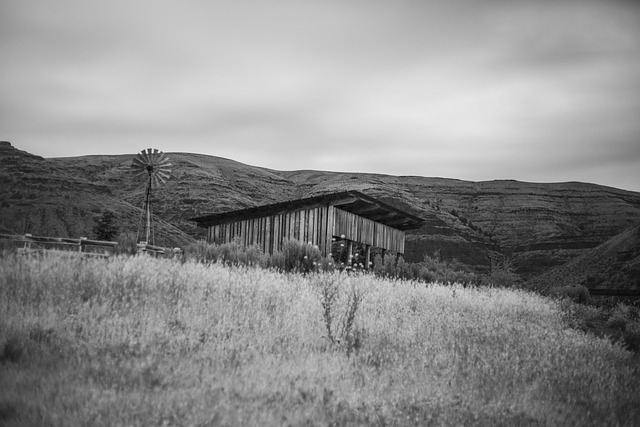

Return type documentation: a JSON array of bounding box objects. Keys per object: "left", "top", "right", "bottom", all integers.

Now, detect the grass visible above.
[{"left": 1, "top": 252, "right": 639, "bottom": 426}]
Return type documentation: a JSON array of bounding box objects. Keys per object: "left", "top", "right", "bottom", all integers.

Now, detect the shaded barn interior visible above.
[{"left": 190, "top": 191, "right": 424, "bottom": 267}]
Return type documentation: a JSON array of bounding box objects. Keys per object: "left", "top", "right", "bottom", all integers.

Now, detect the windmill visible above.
[{"left": 131, "top": 148, "right": 172, "bottom": 245}]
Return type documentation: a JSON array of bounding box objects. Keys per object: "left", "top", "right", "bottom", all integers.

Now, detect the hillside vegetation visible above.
[
  {"left": 1, "top": 253, "right": 639, "bottom": 426},
  {"left": 531, "top": 223, "right": 640, "bottom": 291},
  {"left": 3, "top": 140, "right": 640, "bottom": 281}
]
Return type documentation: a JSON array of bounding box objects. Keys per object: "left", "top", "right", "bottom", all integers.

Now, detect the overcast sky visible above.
[{"left": 2, "top": 0, "right": 639, "bottom": 191}]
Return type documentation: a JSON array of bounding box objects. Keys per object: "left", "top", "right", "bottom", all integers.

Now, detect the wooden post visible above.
[
  {"left": 24, "top": 234, "right": 32, "bottom": 250},
  {"left": 365, "top": 244, "right": 371, "bottom": 270},
  {"left": 347, "top": 240, "right": 353, "bottom": 267}
]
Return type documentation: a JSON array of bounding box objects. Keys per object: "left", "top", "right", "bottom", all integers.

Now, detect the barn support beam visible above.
[{"left": 364, "top": 244, "right": 371, "bottom": 270}]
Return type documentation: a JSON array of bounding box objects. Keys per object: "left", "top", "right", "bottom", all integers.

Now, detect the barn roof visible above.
[{"left": 190, "top": 190, "right": 425, "bottom": 231}]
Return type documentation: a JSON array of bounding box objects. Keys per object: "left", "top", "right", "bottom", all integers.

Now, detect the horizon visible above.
[{"left": 2, "top": 0, "right": 639, "bottom": 192}]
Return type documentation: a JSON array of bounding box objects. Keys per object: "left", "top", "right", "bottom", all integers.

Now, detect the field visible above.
[{"left": 1, "top": 253, "right": 639, "bottom": 426}]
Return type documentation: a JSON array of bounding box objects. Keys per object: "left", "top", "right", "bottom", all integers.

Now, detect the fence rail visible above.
[
  {"left": 0, "top": 233, "right": 170, "bottom": 256},
  {"left": 588, "top": 288, "right": 640, "bottom": 298}
]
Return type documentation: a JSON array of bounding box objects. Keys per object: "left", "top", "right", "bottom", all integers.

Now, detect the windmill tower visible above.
[{"left": 131, "top": 148, "right": 172, "bottom": 245}]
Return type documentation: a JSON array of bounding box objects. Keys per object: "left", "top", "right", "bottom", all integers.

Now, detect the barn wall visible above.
[
  {"left": 207, "top": 205, "right": 335, "bottom": 256},
  {"left": 206, "top": 204, "right": 405, "bottom": 255},
  {"left": 333, "top": 208, "right": 405, "bottom": 253}
]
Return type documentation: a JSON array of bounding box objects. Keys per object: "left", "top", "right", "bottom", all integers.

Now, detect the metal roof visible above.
[{"left": 190, "top": 190, "right": 425, "bottom": 231}]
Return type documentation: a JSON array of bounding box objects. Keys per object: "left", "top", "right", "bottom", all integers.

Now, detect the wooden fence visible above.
[
  {"left": 588, "top": 288, "right": 640, "bottom": 298},
  {"left": 0, "top": 233, "right": 170, "bottom": 256}
]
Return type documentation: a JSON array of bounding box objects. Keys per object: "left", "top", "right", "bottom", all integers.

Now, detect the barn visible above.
[{"left": 190, "top": 190, "right": 424, "bottom": 267}]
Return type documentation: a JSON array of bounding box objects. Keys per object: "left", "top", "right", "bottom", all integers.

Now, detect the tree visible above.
[{"left": 93, "top": 211, "right": 119, "bottom": 241}]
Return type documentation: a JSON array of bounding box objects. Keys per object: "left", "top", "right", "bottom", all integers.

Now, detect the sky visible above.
[{"left": 1, "top": 0, "right": 640, "bottom": 192}]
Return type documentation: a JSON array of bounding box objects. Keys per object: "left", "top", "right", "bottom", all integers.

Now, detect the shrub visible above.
[
  {"left": 93, "top": 210, "right": 119, "bottom": 241},
  {"left": 274, "top": 239, "right": 325, "bottom": 273},
  {"left": 183, "top": 240, "right": 268, "bottom": 267},
  {"left": 183, "top": 239, "right": 331, "bottom": 273},
  {"left": 182, "top": 240, "right": 212, "bottom": 262},
  {"left": 383, "top": 253, "right": 397, "bottom": 278},
  {"left": 216, "top": 241, "right": 265, "bottom": 267},
  {"left": 487, "top": 257, "right": 521, "bottom": 288},
  {"left": 370, "top": 250, "right": 478, "bottom": 285},
  {"left": 549, "top": 285, "right": 591, "bottom": 304},
  {"left": 115, "top": 232, "right": 138, "bottom": 256},
  {"left": 395, "top": 256, "right": 414, "bottom": 280}
]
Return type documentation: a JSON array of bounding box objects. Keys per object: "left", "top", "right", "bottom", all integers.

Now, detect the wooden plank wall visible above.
[
  {"left": 206, "top": 205, "right": 405, "bottom": 255},
  {"left": 208, "top": 205, "right": 335, "bottom": 256},
  {"left": 333, "top": 208, "right": 405, "bottom": 253}
]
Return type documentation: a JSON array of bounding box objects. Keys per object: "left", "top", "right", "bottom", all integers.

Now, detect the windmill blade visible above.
[
  {"left": 131, "top": 154, "right": 149, "bottom": 170},
  {"left": 156, "top": 170, "right": 172, "bottom": 181},
  {"left": 155, "top": 159, "right": 172, "bottom": 169},
  {"left": 131, "top": 148, "right": 172, "bottom": 187},
  {"left": 155, "top": 164, "right": 172, "bottom": 175},
  {"left": 142, "top": 148, "right": 154, "bottom": 165}
]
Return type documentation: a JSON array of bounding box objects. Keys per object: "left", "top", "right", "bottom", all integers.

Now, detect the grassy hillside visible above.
[
  {"left": 1, "top": 253, "right": 639, "bottom": 425},
  {"left": 530, "top": 223, "right": 640, "bottom": 291},
  {"left": 4, "top": 141, "right": 640, "bottom": 280},
  {"left": 0, "top": 142, "right": 195, "bottom": 247}
]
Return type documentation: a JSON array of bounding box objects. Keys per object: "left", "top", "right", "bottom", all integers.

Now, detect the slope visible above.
[
  {"left": 0, "top": 142, "right": 194, "bottom": 246},
  {"left": 528, "top": 223, "right": 640, "bottom": 291}
]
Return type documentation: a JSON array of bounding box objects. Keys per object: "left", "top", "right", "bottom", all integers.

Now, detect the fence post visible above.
[
  {"left": 79, "top": 237, "right": 87, "bottom": 253},
  {"left": 24, "top": 234, "right": 32, "bottom": 250}
]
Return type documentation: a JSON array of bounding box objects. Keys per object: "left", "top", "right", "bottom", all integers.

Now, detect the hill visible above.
[
  {"left": 0, "top": 141, "right": 193, "bottom": 246},
  {"left": 529, "top": 223, "right": 640, "bottom": 291},
  {"left": 2, "top": 141, "right": 640, "bottom": 279}
]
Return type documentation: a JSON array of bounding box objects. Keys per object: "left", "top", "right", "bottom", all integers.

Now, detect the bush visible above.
[
  {"left": 370, "top": 250, "right": 478, "bottom": 285},
  {"left": 183, "top": 239, "right": 332, "bottom": 273},
  {"left": 415, "top": 251, "right": 477, "bottom": 285},
  {"left": 273, "top": 239, "right": 326, "bottom": 273},
  {"left": 115, "top": 233, "right": 138, "bottom": 256},
  {"left": 183, "top": 240, "right": 268, "bottom": 267},
  {"left": 487, "top": 257, "right": 521, "bottom": 288},
  {"left": 549, "top": 285, "right": 591, "bottom": 304}
]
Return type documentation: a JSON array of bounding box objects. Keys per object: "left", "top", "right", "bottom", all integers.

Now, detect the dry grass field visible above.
[{"left": 1, "top": 253, "right": 639, "bottom": 426}]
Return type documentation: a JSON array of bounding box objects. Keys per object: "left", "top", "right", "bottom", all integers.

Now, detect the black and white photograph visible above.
[{"left": 1, "top": 0, "right": 639, "bottom": 425}]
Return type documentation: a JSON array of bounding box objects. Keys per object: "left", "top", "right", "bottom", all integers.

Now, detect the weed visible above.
[{"left": 315, "top": 274, "right": 365, "bottom": 356}]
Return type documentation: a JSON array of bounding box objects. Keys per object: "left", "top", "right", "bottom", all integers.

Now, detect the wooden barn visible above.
[{"left": 190, "top": 191, "right": 424, "bottom": 267}]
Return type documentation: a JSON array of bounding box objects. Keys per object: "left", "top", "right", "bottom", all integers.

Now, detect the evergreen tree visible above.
[{"left": 93, "top": 211, "right": 119, "bottom": 241}]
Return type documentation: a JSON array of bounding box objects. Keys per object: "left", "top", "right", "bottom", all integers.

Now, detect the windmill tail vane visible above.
[{"left": 131, "top": 148, "right": 172, "bottom": 246}]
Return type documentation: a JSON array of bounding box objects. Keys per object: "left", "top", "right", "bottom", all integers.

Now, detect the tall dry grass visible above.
[{"left": 0, "top": 252, "right": 639, "bottom": 426}]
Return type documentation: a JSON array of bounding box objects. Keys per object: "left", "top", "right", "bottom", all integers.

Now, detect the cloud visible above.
[{"left": 1, "top": 0, "right": 639, "bottom": 191}]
